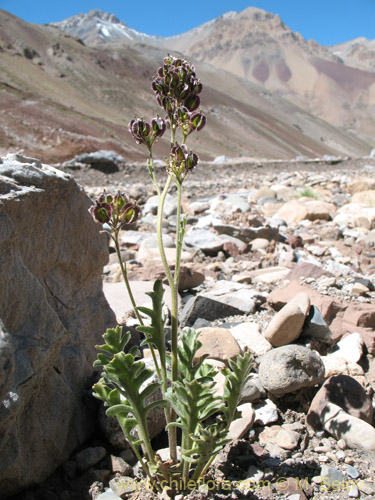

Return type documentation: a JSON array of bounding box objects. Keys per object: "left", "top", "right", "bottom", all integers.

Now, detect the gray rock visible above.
[
  {"left": 75, "top": 447, "right": 107, "bottom": 471},
  {"left": 0, "top": 320, "right": 14, "bottom": 401},
  {"left": 63, "top": 150, "right": 124, "bottom": 172},
  {"left": 241, "top": 374, "right": 266, "bottom": 403},
  {"left": 346, "top": 465, "right": 360, "bottom": 479},
  {"left": 213, "top": 223, "right": 283, "bottom": 243},
  {"left": 259, "top": 345, "right": 325, "bottom": 397},
  {"left": 180, "top": 283, "right": 265, "bottom": 326},
  {"left": 301, "top": 305, "right": 333, "bottom": 342},
  {"left": 319, "top": 465, "right": 344, "bottom": 490},
  {"left": 109, "top": 476, "right": 137, "bottom": 497},
  {"left": 0, "top": 154, "right": 115, "bottom": 496},
  {"left": 184, "top": 229, "right": 224, "bottom": 255},
  {"left": 143, "top": 193, "right": 177, "bottom": 217}
]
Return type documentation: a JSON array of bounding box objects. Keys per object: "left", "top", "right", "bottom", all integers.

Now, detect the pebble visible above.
[
  {"left": 346, "top": 465, "right": 360, "bottom": 479},
  {"left": 75, "top": 447, "right": 107, "bottom": 471}
]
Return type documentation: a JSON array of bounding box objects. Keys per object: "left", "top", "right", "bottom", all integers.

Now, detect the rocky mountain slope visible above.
[
  {"left": 53, "top": 8, "right": 375, "bottom": 142},
  {"left": 0, "top": 9, "right": 372, "bottom": 164},
  {"left": 328, "top": 37, "right": 375, "bottom": 71}
]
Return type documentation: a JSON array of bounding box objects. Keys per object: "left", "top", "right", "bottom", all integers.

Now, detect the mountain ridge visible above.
[
  {"left": 50, "top": 8, "right": 375, "bottom": 141},
  {"left": 0, "top": 9, "right": 372, "bottom": 163}
]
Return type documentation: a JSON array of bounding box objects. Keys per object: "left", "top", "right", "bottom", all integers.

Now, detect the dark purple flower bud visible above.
[
  {"left": 119, "top": 202, "right": 141, "bottom": 225},
  {"left": 177, "top": 82, "right": 190, "bottom": 101},
  {"left": 129, "top": 118, "right": 152, "bottom": 145},
  {"left": 171, "top": 143, "right": 188, "bottom": 164},
  {"left": 177, "top": 106, "right": 189, "bottom": 123},
  {"left": 184, "top": 94, "right": 200, "bottom": 112},
  {"left": 192, "top": 81, "right": 203, "bottom": 95},
  {"left": 114, "top": 193, "right": 129, "bottom": 210},
  {"left": 186, "top": 152, "right": 199, "bottom": 171},
  {"left": 152, "top": 77, "right": 167, "bottom": 95},
  {"left": 89, "top": 202, "right": 112, "bottom": 224},
  {"left": 165, "top": 71, "right": 179, "bottom": 88},
  {"left": 99, "top": 192, "right": 113, "bottom": 204},
  {"left": 162, "top": 96, "right": 175, "bottom": 114},
  {"left": 189, "top": 111, "right": 206, "bottom": 131},
  {"left": 151, "top": 117, "right": 166, "bottom": 138}
]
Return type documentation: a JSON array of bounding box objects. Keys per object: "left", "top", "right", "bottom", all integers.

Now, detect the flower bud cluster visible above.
[
  {"left": 152, "top": 55, "right": 206, "bottom": 135},
  {"left": 168, "top": 143, "right": 199, "bottom": 182},
  {"left": 129, "top": 117, "right": 166, "bottom": 148},
  {"left": 89, "top": 192, "right": 141, "bottom": 230}
]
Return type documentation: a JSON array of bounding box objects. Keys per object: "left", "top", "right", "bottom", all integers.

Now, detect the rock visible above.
[
  {"left": 194, "top": 327, "right": 242, "bottom": 364},
  {"left": 143, "top": 193, "right": 177, "bottom": 217},
  {"left": 253, "top": 399, "right": 279, "bottom": 425},
  {"left": 250, "top": 238, "right": 269, "bottom": 251},
  {"left": 230, "top": 322, "right": 272, "bottom": 355},
  {"left": 301, "top": 306, "right": 333, "bottom": 342},
  {"left": 62, "top": 150, "right": 124, "bottom": 172},
  {"left": 0, "top": 155, "right": 115, "bottom": 496},
  {"left": 96, "top": 489, "right": 123, "bottom": 500},
  {"left": 178, "top": 266, "right": 205, "bottom": 291},
  {"left": 321, "top": 355, "right": 365, "bottom": 380},
  {"left": 211, "top": 193, "right": 250, "bottom": 214},
  {"left": 275, "top": 429, "right": 300, "bottom": 450},
  {"left": 180, "top": 282, "right": 265, "bottom": 326},
  {"left": 330, "top": 332, "right": 364, "bottom": 363},
  {"left": 110, "top": 456, "right": 132, "bottom": 476},
  {"left": 240, "top": 374, "right": 266, "bottom": 403},
  {"left": 251, "top": 186, "right": 276, "bottom": 202},
  {"left": 306, "top": 374, "right": 373, "bottom": 429},
  {"left": 274, "top": 477, "right": 308, "bottom": 499},
  {"left": 321, "top": 403, "right": 375, "bottom": 451},
  {"left": 0, "top": 320, "right": 14, "bottom": 401},
  {"left": 319, "top": 465, "right": 344, "bottom": 490},
  {"left": 264, "top": 293, "right": 311, "bottom": 346},
  {"left": 121, "top": 230, "right": 155, "bottom": 246},
  {"left": 286, "top": 262, "right": 333, "bottom": 281},
  {"left": 184, "top": 229, "right": 224, "bottom": 255},
  {"left": 246, "top": 266, "right": 291, "bottom": 284},
  {"left": 346, "top": 465, "right": 360, "bottom": 479},
  {"left": 275, "top": 198, "right": 336, "bottom": 224},
  {"left": 334, "top": 202, "right": 375, "bottom": 229},
  {"left": 75, "top": 447, "right": 107, "bottom": 471},
  {"left": 103, "top": 281, "right": 173, "bottom": 323},
  {"left": 352, "top": 190, "right": 375, "bottom": 206},
  {"left": 228, "top": 403, "right": 255, "bottom": 440},
  {"left": 258, "top": 345, "right": 325, "bottom": 397},
  {"left": 212, "top": 222, "right": 283, "bottom": 243},
  {"left": 109, "top": 476, "right": 137, "bottom": 497}
]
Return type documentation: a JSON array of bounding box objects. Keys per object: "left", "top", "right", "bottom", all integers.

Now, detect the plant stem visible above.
[{"left": 112, "top": 230, "right": 162, "bottom": 382}]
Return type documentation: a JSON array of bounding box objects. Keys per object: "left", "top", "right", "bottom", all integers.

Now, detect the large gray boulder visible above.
[{"left": 0, "top": 154, "right": 115, "bottom": 497}]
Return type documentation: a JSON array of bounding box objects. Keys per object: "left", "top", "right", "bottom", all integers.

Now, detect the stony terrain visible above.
[{"left": 8, "top": 151, "right": 375, "bottom": 500}]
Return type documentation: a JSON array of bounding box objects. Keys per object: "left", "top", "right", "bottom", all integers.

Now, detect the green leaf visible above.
[{"left": 136, "top": 280, "right": 167, "bottom": 367}]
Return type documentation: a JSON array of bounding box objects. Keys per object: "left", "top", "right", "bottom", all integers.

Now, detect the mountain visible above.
[
  {"left": 328, "top": 37, "right": 375, "bottom": 71},
  {"left": 52, "top": 8, "right": 375, "bottom": 142},
  {"left": 50, "top": 9, "right": 160, "bottom": 46},
  {"left": 0, "top": 9, "right": 371, "bottom": 164}
]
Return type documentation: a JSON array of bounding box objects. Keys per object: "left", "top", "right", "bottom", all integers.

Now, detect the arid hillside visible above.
[
  {"left": 53, "top": 8, "right": 375, "bottom": 143},
  {"left": 0, "top": 9, "right": 372, "bottom": 163}
]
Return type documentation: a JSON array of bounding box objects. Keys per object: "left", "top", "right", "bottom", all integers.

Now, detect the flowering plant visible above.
[{"left": 89, "top": 55, "right": 252, "bottom": 495}]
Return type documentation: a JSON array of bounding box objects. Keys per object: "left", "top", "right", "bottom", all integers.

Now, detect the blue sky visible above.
[{"left": 2, "top": 0, "right": 375, "bottom": 46}]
